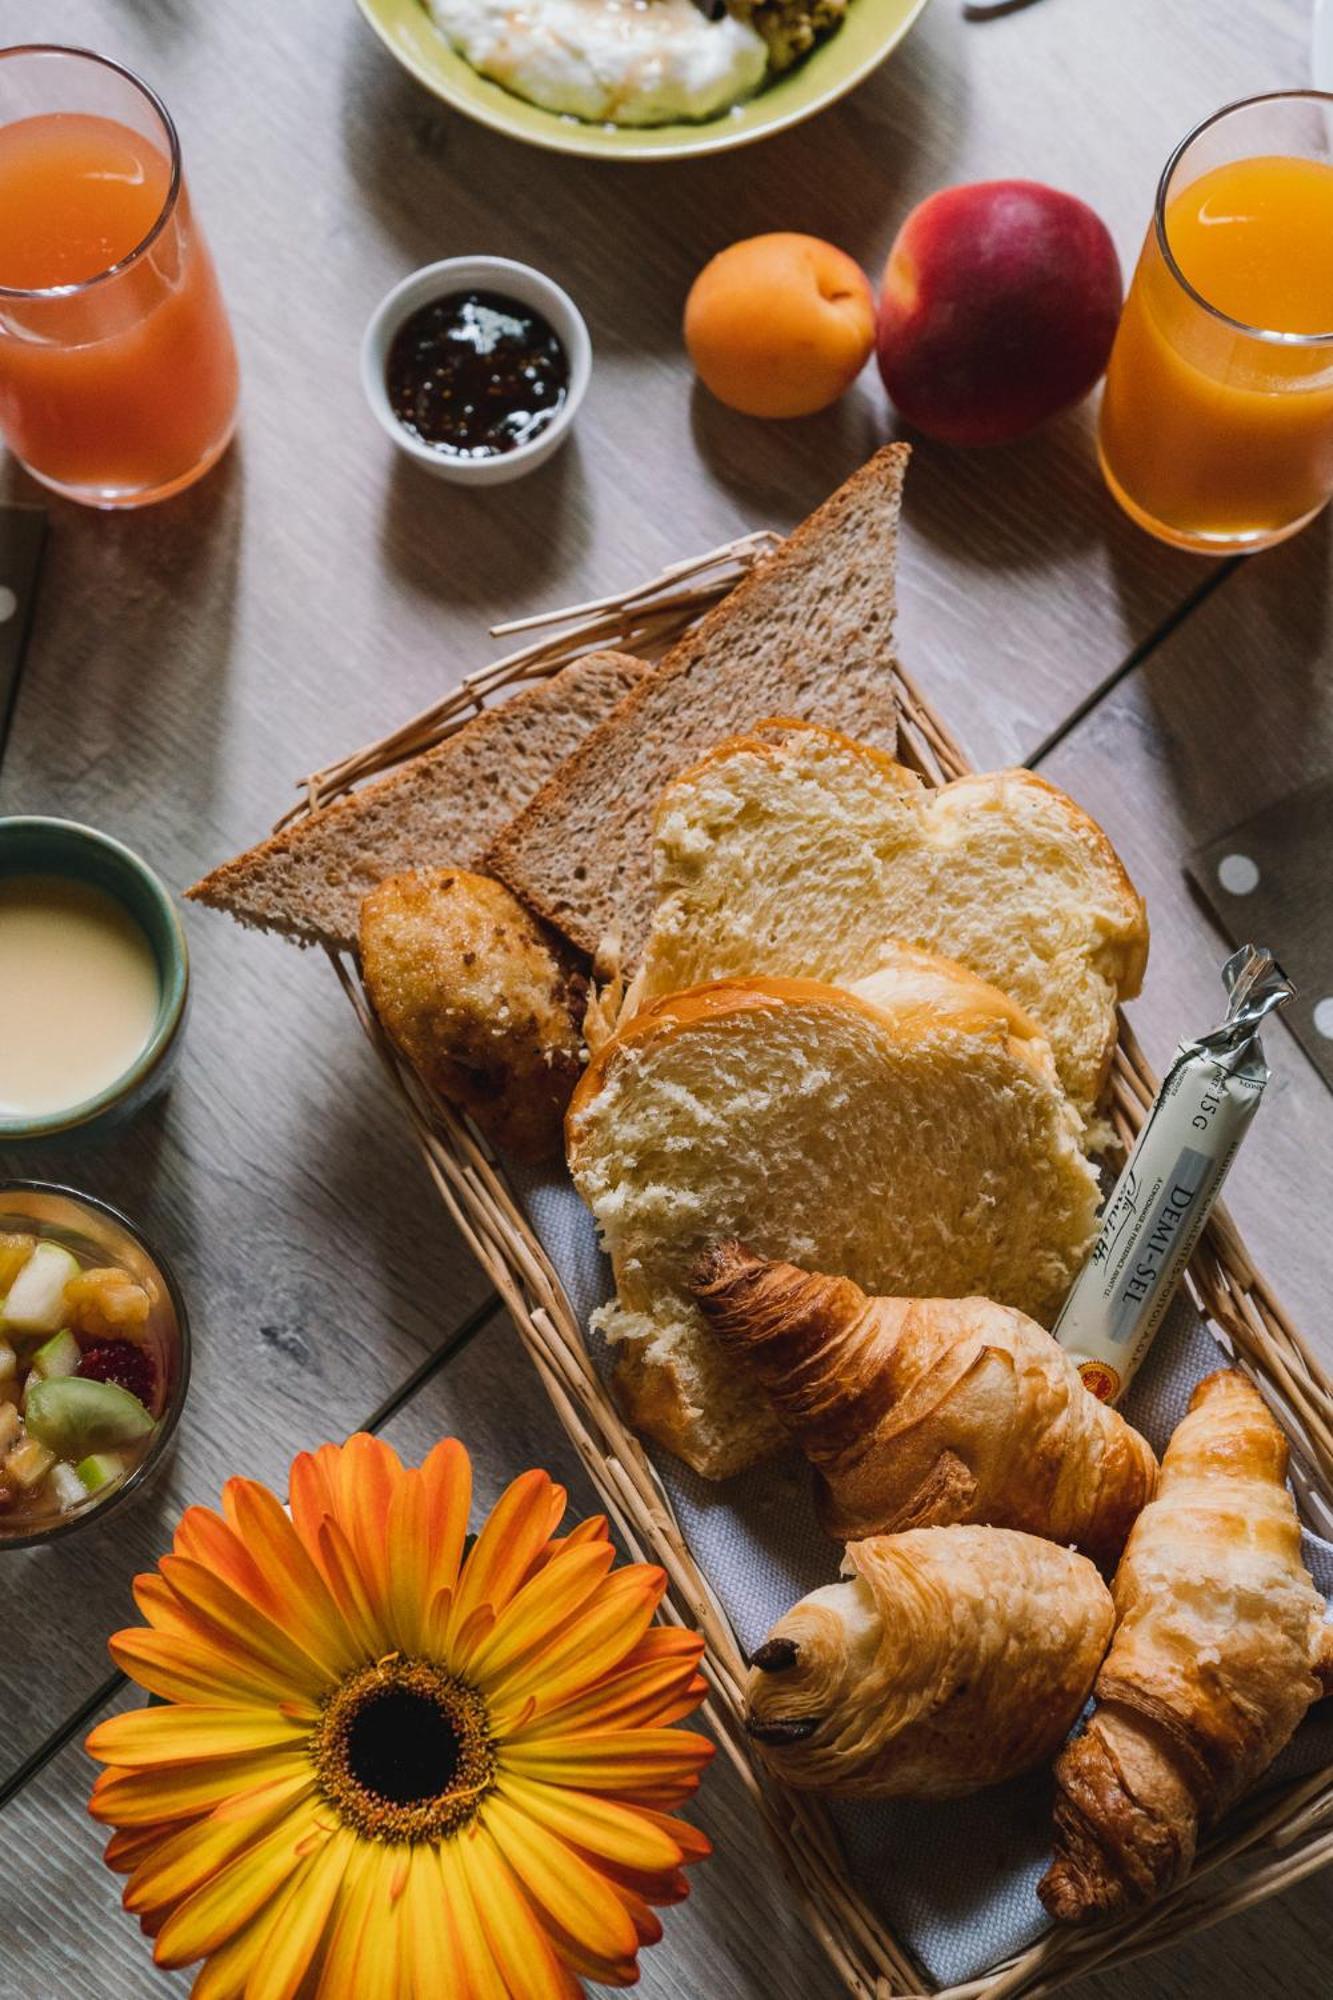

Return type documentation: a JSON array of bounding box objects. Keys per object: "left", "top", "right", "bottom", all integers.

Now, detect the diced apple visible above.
[
  {"left": 49, "top": 1462, "right": 87, "bottom": 1511},
  {"left": 0, "top": 1402, "right": 21, "bottom": 1457},
  {"left": 2, "top": 1242, "right": 79, "bottom": 1334},
  {"left": 0, "top": 1338, "right": 15, "bottom": 1395},
  {"left": 5, "top": 1436, "right": 55, "bottom": 1491},
  {"left": 24, "top": 1377, "right": 154, "bottom": 1458},
  {"left": 31, "top": 1328, "right": 81, "bottom": 1381}
]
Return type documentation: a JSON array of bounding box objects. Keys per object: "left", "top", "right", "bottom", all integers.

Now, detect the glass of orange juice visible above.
[
  {"left": 1100, "top": 91, "right": 1333, "bottom": 555},
  {"left": 0, "top": 45, "right": 239, "bottom": 509}
]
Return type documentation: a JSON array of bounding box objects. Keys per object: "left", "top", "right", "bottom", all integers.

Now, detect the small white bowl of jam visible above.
[{"left": 362, "top": 255, "right": 591, "bottom": 486}]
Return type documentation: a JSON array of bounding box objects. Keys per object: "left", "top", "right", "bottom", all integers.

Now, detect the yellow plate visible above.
[{"left": 356, "top": 0, "right": 933, "bottom": 160}]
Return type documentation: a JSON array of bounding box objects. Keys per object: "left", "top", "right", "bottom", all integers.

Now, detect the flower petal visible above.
[
  {"left": 455, "top": 1822, "right": 582, "bottom": 2000},
  {"left": 382, "top": 1467, "right": 434, "bottom": 1657},
  {"left": 219, "top": 1479, "right": 364, "bottom": 1678},
  {"left": 417, "top": 1437, "right": 473, "bottom": 1594},
  {"left": 494, "top": 1773, "right": 689, "bottom": 1873},
  {"left": 483, "top": 1566, "right": 665, "bottom": 1711},
  {"left": 242, "top": 1826, "right": 357, "bottom": 2000},
  {"left": 525, "top": 1514, "right": 611, "bottom": 1582},
  {"left": 631, "top": 1801, "right": 712, "bottom": 1865},
  {"left": 399, "top": 1842, "right": 455, "bottom": 1999},
  {"left": 129, "top": 1575, "right": 331, "bottom": 1706},
  {"left": 448, "top": 1469, "right": 566, "bottom": 1647},
  {"left": 109, "top": 1629, "right": 321, "bottom": 1717},
  {"left": 493, "top": 1631, "right": 705, "bottom": 1738},
  {"left": 103, "top": 1822, "right": 167, "bottom": 1875},
  {"left": 124, "top": 1769, "right": 315, "bottom": 1916},
  {"left": 314, "top": 1842, "right": 403, "bottom": 2000},
  {"left": 88, "top": 1704, "right": 310, "bottom": 1770},
  {"left": 287, "top": 1442, "right": 342, "bottom": 1549},
  {"left": 465, "top": 1541, "right": 616, "bottom": 1689},
  {"left": 158, "top": 1556, "right": 341, "bottom": 1691},
  {"left": 336, "top": 1434, "right": 400, "bottom": 1554},
  {"left": 481, "top": 1790, "right": 639, "bottom": 1973},
  {"left": 502, "top": 1727, "right": 714, "bottom": 1797},
  {"left": 187, "top": 1911, "right": 265, "bottom": 2000},
  {"left": 324, "top": 1435, "right": 402, "bottom": 1640},
  {"left": 152, "top": 1797, "right": 328, "bottom": 1970},
  {"left": 90, "top": 1751, "right": 314, "bottom": 1828},
  {"left": 313, "top": 1517, "right": 385, "bottom": 1661},
  {"left": 435, "top": 1843, "right": 511, "bottom": 2000}
]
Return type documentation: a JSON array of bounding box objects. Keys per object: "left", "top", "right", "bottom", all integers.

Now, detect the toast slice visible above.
[
  {"left": 188, "top": 651, "right": 648, "bottom": 950},
  {"left": 628, "top": 719, "right": 1148, "bottom": 1121},
  {"left": 487, "top": 445, "right": 910, "bottom": 961},
  {"left": 566, "top": 947, "right": 1101, "bottom": 1479}
]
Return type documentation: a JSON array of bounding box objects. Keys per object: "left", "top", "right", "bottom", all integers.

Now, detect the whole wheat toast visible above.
[
  {"left": 486, "top": 443, "right": 909, "bottom": 960},
  {"left": 188, "top": 651, "right": 648, "bottom": 950}
]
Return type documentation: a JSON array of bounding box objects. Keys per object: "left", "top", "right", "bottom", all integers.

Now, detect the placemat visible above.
[
  {"left": 1190, "top": 778, "right": 1333, "bottom": 1093},
  {"left": 516, "top": 1169, "right": 1333, "bottom": 1990}
]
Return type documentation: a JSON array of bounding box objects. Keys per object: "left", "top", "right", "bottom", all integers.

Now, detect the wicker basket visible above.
[{"left": 286, "top": 539, "right": 1333, "bottom": 2000}]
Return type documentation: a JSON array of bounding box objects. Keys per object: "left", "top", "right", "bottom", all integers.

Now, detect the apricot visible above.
[
  {"left": 685, "top": 233, "right": 876, "bottom": 419},
  {"left": 876, "top": 181, "right": 1122, "bottom": 447}
]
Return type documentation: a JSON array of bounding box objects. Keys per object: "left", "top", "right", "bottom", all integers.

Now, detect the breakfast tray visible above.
[{"left": 285, "top": 539, "right": 1333, "bottom": 1999}]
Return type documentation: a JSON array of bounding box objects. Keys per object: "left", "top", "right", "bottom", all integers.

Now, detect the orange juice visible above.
[
  {"left": 1100, "top": 151, "right": 1333, "bottom": 552},
  {"left": 0, "top": 111, "right": 238, "bottom": 506}
]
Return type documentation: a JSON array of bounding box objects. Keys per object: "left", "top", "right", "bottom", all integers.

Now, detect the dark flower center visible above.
[
  {"left": 312, "top": 1656, "right": 495, "bottom": 1843},
  {"left": 345, "top": 1686, "right": 461, "bottom": 1805}
]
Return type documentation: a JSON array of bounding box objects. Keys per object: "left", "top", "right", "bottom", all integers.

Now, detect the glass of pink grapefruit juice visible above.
[{"left": 0, "top": 45, "right": 238, "bottom": 508}]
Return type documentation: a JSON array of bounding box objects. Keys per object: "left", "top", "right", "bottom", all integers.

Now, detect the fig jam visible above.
[{"left": 385, "top": 290, "right": 570, "bottom": 459}]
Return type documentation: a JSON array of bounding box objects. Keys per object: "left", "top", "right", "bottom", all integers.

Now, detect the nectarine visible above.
[
  {"left": 876, "top": 181, "right": 1122, "bottom": 447},
  {"left": 685, "top": 233, "right": 876, "bottom": 419}
]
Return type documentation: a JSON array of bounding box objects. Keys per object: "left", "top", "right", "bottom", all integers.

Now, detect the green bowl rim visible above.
[
  {"left": 0, "top": 1179, "right": 192, "bottom": 1551},
  {"left": 0, "top": 817, "right": 190, "bottom": 1141},
  {"left": 355, "top": 0, "right": 933, "bottom": 162}
]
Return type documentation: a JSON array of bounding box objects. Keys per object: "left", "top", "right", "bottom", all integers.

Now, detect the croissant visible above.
[
  {"left": 691, "top": 1242, "right": 1157, "bottom": 1566},
  {"left": 744, "top": 1525, "right": 1114, "bottom": 1799},
  {"left": 1040, "top": 1370, "right": 1333, "bottom": 1923}
]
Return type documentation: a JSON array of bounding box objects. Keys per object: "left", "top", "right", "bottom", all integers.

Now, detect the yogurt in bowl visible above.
[{"left": 425, "top": 0, "right": 769, "bottom": 125}]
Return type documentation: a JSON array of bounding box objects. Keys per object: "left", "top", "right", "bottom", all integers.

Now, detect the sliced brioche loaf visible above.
[
  {"left": 566, "top": 948, "right": 1101, "bottom": 1480},
  {"left": 487, "top": 445, "right": 910, "bottom": 961},
  {"left": 187, "top": 651, "right": 648, "bottom": 950},
  {"left": 629, "top": 719, "right": 1147, "bottom": 1121}
]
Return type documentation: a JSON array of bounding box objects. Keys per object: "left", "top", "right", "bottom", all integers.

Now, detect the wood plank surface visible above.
[
  {"left": 1039, "top": 516, "right": 1333, "bottom": 1355},
  {"left": 2, "top": 0, "right": 1331, "bottom": 1993}
]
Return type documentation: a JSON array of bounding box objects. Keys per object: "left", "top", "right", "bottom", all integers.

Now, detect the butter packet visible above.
[{"left": 1055, "top": 945, "right": 1294, "bottom": 1403}]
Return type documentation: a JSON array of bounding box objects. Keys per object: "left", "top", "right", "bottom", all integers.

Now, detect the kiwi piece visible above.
[
  {"left": 25, "top": 1377, "right": 154, "bottom": 1458},
  {"left": 75, "top": 1451, "right": 127, "bottom": 1495}
]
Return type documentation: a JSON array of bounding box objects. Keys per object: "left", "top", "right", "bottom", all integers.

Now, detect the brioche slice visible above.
[
  {"left": 629, "top": 719, "right": 1147, "bottom": 1121},
  {"left": 187, "top": 651, "right": 648, "bottom": 950},
  {"left": 488, "top": 445, "right": 909, "bottom": 961},
  {"left": 566, "top": 948, "right": 1101, "bottom": 1479}
]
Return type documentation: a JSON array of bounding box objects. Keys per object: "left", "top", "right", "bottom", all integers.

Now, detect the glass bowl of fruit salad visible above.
[{"left": 0, "top": 1183, "right": 189, "bottom": 1549}]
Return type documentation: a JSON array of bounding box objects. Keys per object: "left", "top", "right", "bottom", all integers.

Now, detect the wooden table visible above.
[{"left": 3, "top": 1, "right": 1331, "bottom": 1994}]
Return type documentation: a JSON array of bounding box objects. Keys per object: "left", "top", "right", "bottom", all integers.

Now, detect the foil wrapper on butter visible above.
[{"left": 1055, "top": 945, "right": 1294, "bottom": 1403}]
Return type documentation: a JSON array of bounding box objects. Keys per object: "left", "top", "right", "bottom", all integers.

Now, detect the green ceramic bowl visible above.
[
  {"left": 0, "top": 818, "right": 189, "bottom": 1141},
  {"left": 357, "top": 0, "right": 932, "bottom": 160}
]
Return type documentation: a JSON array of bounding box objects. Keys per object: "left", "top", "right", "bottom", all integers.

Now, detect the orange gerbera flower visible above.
[{"left": 88, "top": 1436, "right": 713, "bottom": 1998}]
